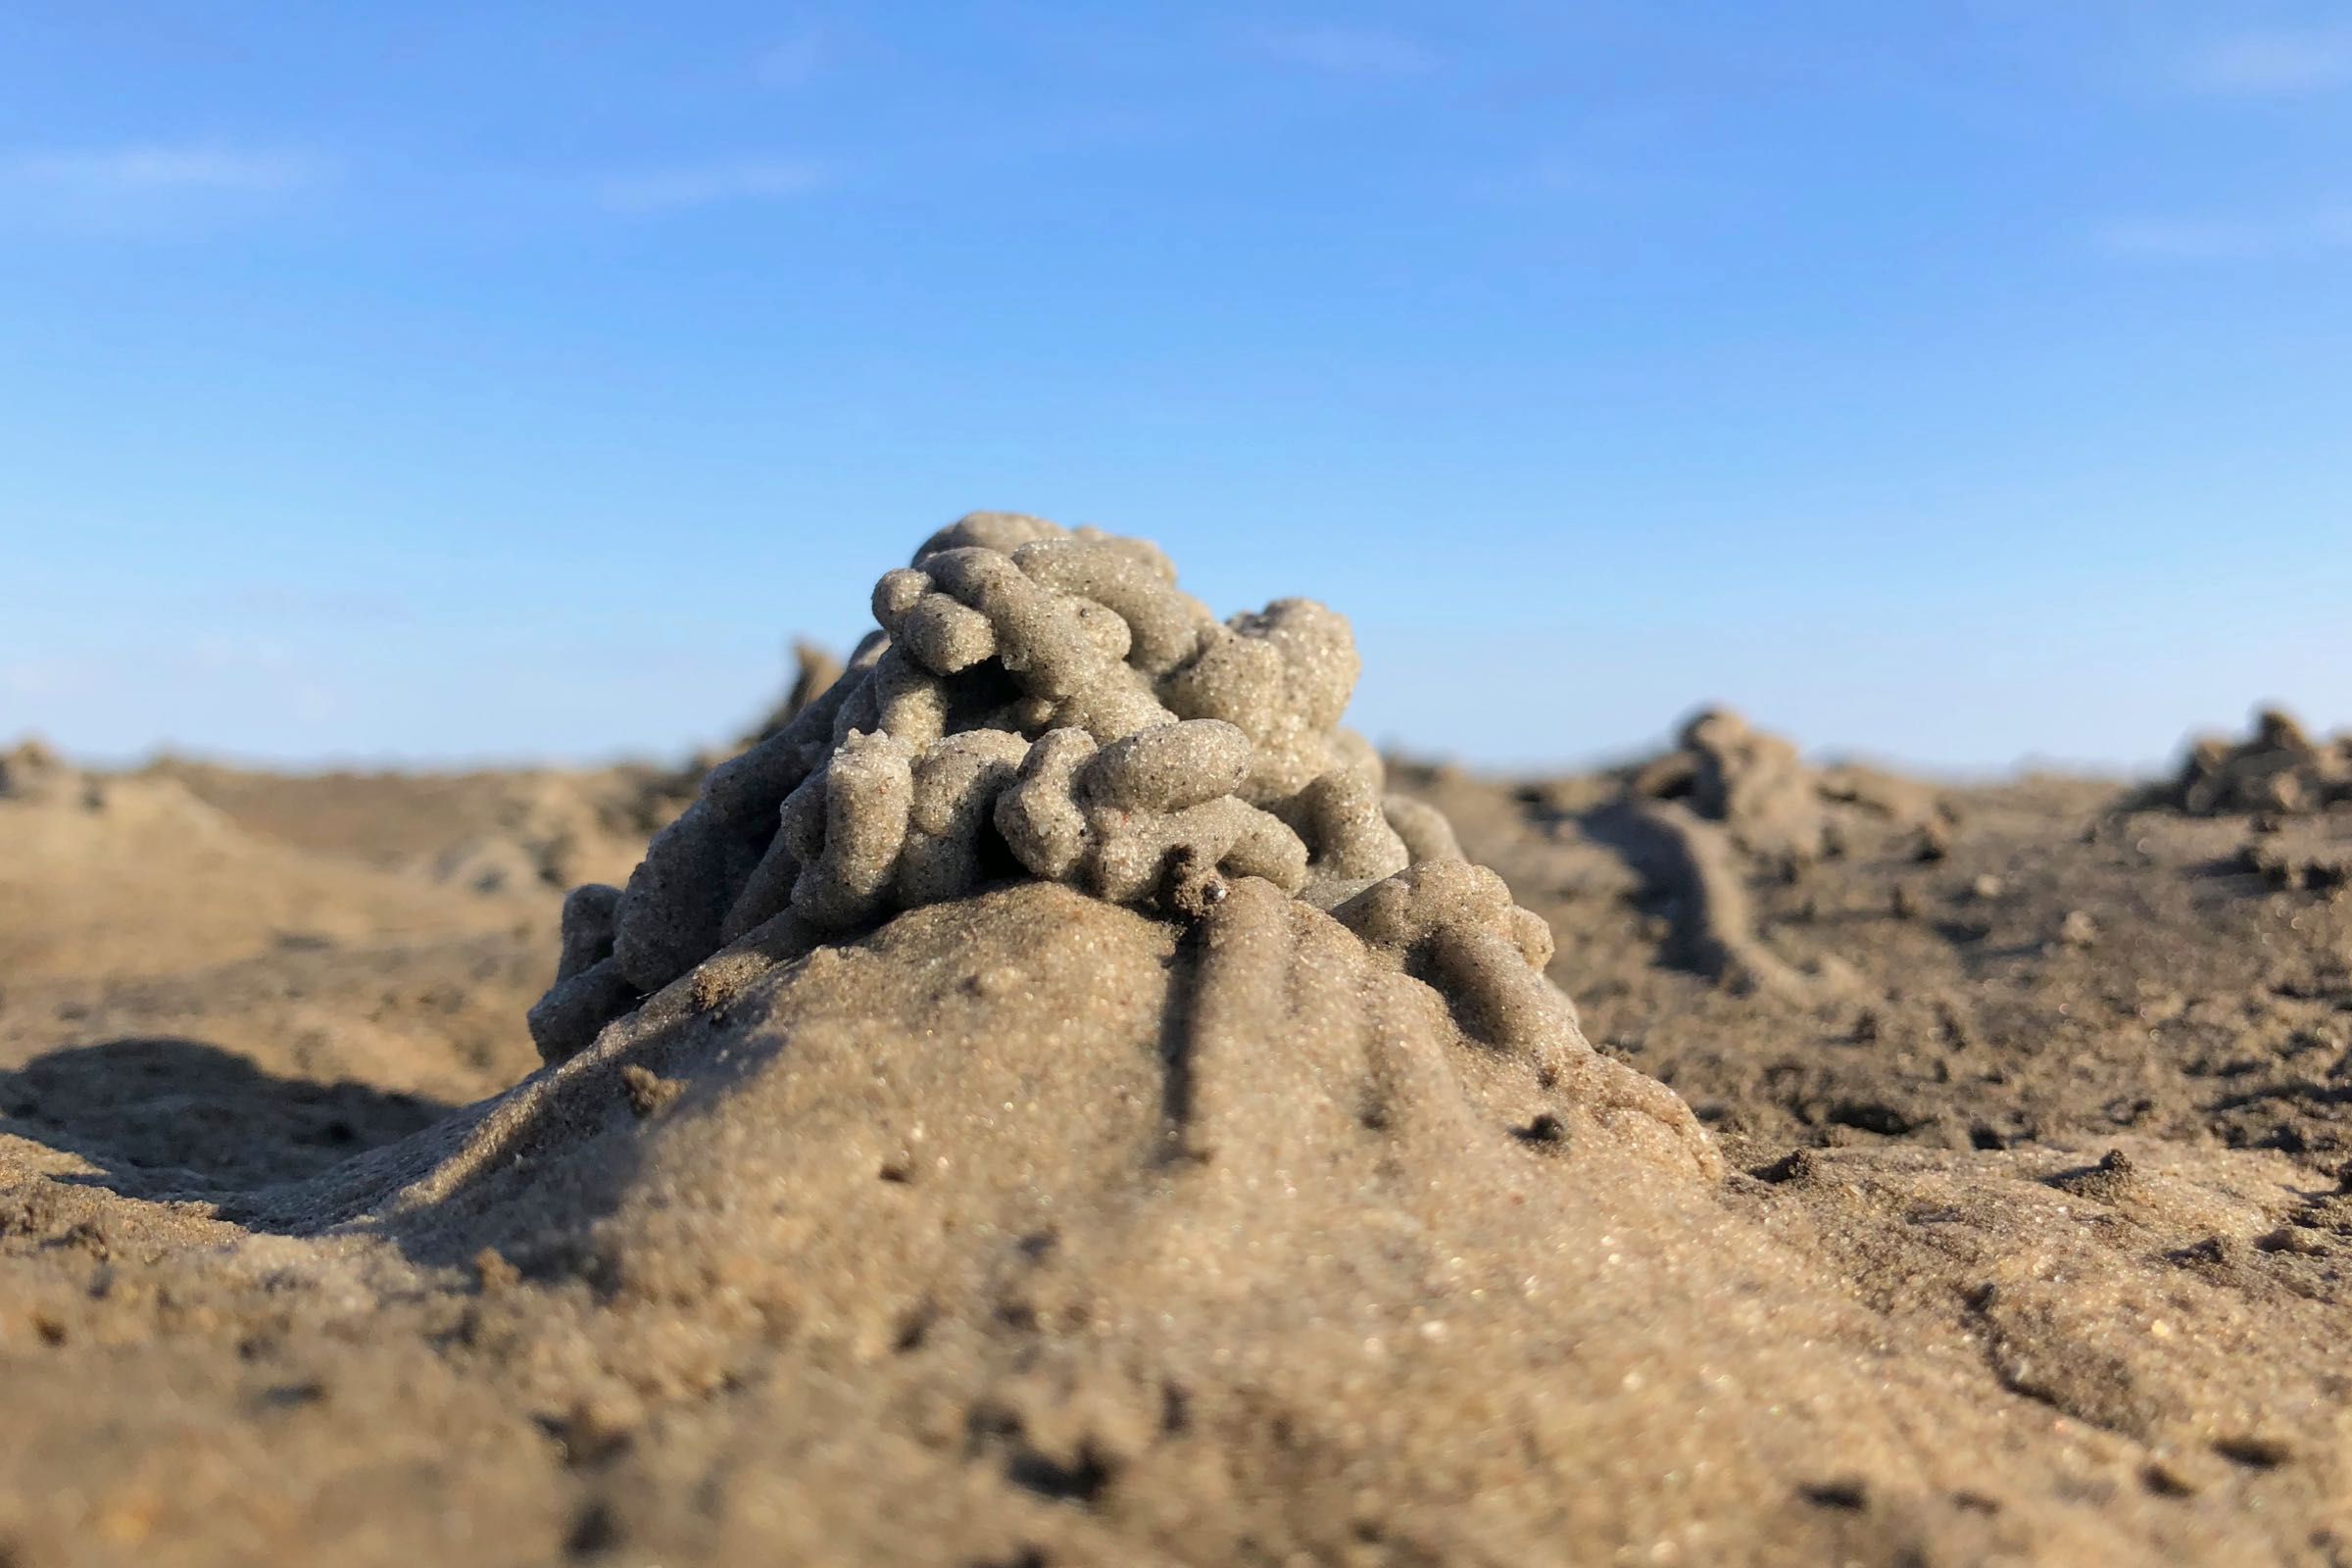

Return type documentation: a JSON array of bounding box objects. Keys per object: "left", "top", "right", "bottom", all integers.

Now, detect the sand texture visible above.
[{"left": 6, "top": 531, "right": 2352, "bottom": 1565}]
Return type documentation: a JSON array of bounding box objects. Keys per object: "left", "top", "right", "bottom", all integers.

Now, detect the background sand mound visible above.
[
  {"left": 422, "top": 774, "right": 654, "bottom": 895},
  {"left": 0, "top": 739, "right": 558, "bottom": 1123},
  {"left": 1624, "top": 707, "right": 1951, "bottom": 867},
  {"left": 0, "top": 738, "right": 93, "bottom": 807},
  {"left": 2144, "top": 707, "right": 2352, "bottom": 817},
  {"left": 153, "top": 760, "right": 659, "bottom": 892},
  {"left": 1462, "top": 709, "right": 1956, "bottom": 1004},
  {"left": 0, "top": 756, "right": 538, "bottom": 984},
  {"left": 4, "top": 737, "right": 224, "bottom": 826}
]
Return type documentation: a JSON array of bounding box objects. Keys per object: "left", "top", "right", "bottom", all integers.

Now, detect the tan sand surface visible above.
[{"left": 5, "top": 535, "right": 2350, "bottom": 1566}]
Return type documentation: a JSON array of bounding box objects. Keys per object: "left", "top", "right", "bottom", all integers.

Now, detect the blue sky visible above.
[{"left": 3, "top": 2, "right": 2347, "bottom": 775}]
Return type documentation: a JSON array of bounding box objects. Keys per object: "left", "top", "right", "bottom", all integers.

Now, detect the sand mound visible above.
[
  {"left": 1538, "top": 709, "right": 1953, "bottom": 1000},
  {"left": 4, "top": 737, "right": 220, "bottom": 823},
  {"left": 375, "top": 875, "right": 1711, "bottom": 1288},
  {"left": 203, "top": 880, "right": 2335, "bottom": 1565},
  {"left": 2148, "top": 708, "right": 2352, "bottom": 816},
  {"left": 0, "top": 737, "right": 92, "bottom": 807},
  {"left": 425, "top": 775, "right": 651, "bottom": 895},
  {"left": 530, "top": 514, "right": 1487, "bottom": 1062},
  {"left": 0, "top": 738, "right": 541, "bottom": 984},
  {"left": 331, "top": 525, "right": 2311, "bottom": 1563},
  {"left": 1626, "top": 707, "right": 1949, "bottom": 866},
  {"left": 154, "top": 760, "right": 655, "bottom": 892}
]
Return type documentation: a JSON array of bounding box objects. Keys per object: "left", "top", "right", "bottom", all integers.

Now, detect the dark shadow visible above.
[
  {"left": 1574, "top": 800, "right": 1718, "bottom": 977},
  {"left": 2207, "top": 1082, "right": 2352, "bottom": 1113},
  {"left": 360, "top": 946, "right": 824, "bottom": 1273},
  {"left": 2200, "top": 846, "right": 2352, "bottom": 895},
  {"left": 0, "top": 1036, "right": 457, "bottom": 1200}
]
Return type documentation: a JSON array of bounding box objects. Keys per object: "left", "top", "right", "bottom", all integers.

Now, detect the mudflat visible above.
[{"left": 4, "top": 522, "right": 2349, "bottom": 1566}]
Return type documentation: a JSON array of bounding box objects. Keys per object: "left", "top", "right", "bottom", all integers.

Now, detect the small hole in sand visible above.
[
  {"left": 2213, "top": 1436, "right": 2291, "bottom": 1470},
  {"left": 1513, "top": 1112, "right": 1568, "bottom": 1148},
  {"left": 894, "top": 1299, "right": 938, "bottom": 1353},
  {"left": 564, "top": 1499, "right": 620, "bottom": 1558},
  {"left": 1825, "top": 1100, "right": 1915, "bottom": 1137},
  {"left": 1799, "top": 1478, "right": 1868, "bottom": 1511},
  {"left": 1004, "top": 1444, "right": 1113, "bottom": 1505}
]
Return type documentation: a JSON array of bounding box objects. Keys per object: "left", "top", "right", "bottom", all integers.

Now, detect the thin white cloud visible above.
[
  {"left": 0, "top": 143, "right": 328, "bottom": 196},
  {"left": 1249, "top": 24, "right": 1437, "bottom": 78},
  {"left": 2182, "top": 28, "right": 2352, "bottom": 96},
  {"left": 1468, "top": 153, "right": 1610, "bottom": 203},
  {"left": 219, "top": 584, "right": 414, "bottom": 623},
  {"left": 598, "top": 157, "right": 829, "bottom": 215},
  {"left": 1, "top": 657, "right": 91, "bottom": 700},
  {"left": 2094, "top": 207, "right": 2352, "bottom": 262},
  {"left": 755, "top": 26, "right": 826, "bottom": 89}
]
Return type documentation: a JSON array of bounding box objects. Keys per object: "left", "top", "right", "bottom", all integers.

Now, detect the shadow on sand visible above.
[{"left": 0, "top": 1036, "right": 457, "bottom": 1200}]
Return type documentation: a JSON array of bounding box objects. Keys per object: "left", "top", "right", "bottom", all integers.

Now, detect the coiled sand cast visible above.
[{"left": 525, "top": 512, "right": 1706, "bottom": 1165}]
